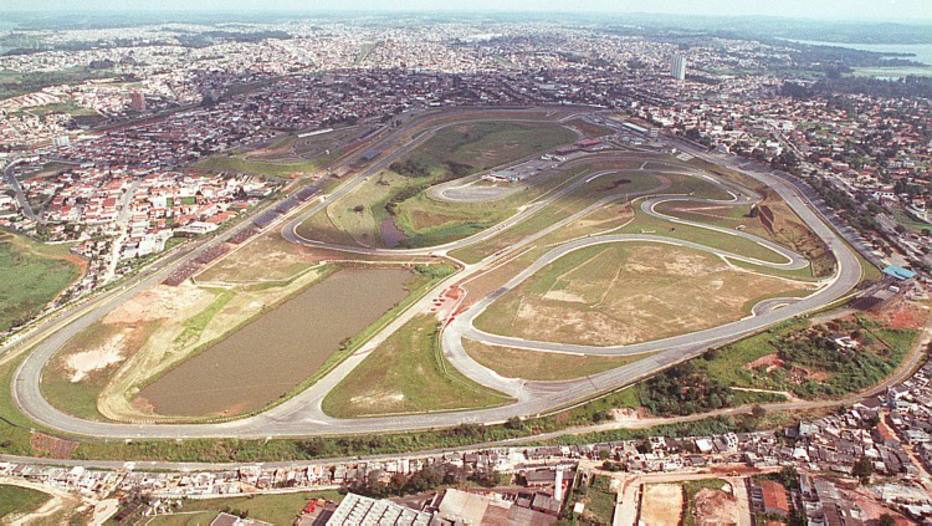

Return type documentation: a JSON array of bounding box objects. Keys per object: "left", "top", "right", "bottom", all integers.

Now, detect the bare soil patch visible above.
[
  {"left": 640, "top": 484, "right": 683, "bottom": 526},
  {"left": 477, "top": 243, "right": 812, "bottom": 346},
  {"left": 30, "top": 433, "right": 78, "bottom": 459},
  {"left": 693, "top": 487, "right": 738, "bottom": 526},
  {"left": 104, "top": 284, "right": 210, "bottom": 324},
  {"left": 866, "top": 297, "right": 928, "bottom": 330}
]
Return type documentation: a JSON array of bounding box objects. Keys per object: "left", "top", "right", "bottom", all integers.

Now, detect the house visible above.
[
  {"left": 882, "top": 265, "right": 916, "bottom": 281},
  {"left": 750, "top": 479, "right": 791, "bottom": 518}
]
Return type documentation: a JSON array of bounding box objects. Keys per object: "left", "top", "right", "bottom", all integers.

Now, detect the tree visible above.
[
  {"left": 788, "top": 509, "right": 807, "bottom": 526},
  {"left": 752, "top": 405, "right": 767, "bottom": 418},
  {"left": 878, "top": 514, "right": 896, "bottom": 526},
  {"left": 853, "top": 456, "right": 873, "bottom": 483},
  {"left": 504, "top": 416, "right": 525, "bottom": 431},
  {"left": 591, "top": 410, "right": 611, "bottom": 423},
  {"left": 774, "top": 466, "right": 800, "bottom": 490}
]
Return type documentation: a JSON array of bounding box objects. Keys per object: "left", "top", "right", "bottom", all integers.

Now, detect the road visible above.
[
  {"left": 2, "top": 160, "right": 38, "bottom": 222},
  {"left": 8, "top": 107, "right": 864, "bottom": 442},
  {"left": 1, "top": 318, "right": 924, "bottom": 474}
]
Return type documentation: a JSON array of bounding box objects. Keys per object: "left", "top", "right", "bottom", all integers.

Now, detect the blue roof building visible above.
[{"left": 882, "top": 265, "right": 917, "bottom": 281}]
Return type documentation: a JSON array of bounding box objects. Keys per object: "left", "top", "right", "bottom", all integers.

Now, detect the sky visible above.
[{"left": 5, "top": 0, "right": 932, "bottom": 22}]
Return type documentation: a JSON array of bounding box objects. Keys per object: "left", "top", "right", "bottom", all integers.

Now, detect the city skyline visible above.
[{"left": 2, "top": 0, "right": 931, "bottom": 22}]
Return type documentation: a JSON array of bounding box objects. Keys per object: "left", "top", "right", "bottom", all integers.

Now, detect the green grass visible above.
[
  {"left": 462, "top": 340, "right": 656, "bottom": 381},
  {"left": 40, "top": 371, "right": 107, "bottom": 423},
  {"left": 411, "top": 121, "right": 575, "bottom": 173},
  {"left": 143, "top": 490, "right": 342, "bottom": 526},
  {"left": 617, "top": 206, "right": 789, "bottom": 264},
  {"left": 703, "top": 316, "right": 917, "bottom": 399},
  {"left": 891, "top": 205, "right": 931, "bottom": 234},
  {"left": 0, "top": 484, "right": 50, "bottom": 519},
  {"left": 322, "top": 315, "right": 513, "bottom": 417},
  {"left": 193, "top": 155, "right": 322, "bottom": 178},
  {"left": 323, "top": 170, "right": 422, "bottom": 246},
  {"left": 568, "top": 474, "right": 616, "bottom": 525},
  {"left": 173, "top": 288, "right": 235, "bottom": 348},
  {"left": 449, "top": 168, "right": 661, "bottom": 263},
  {"left": 0, "top": 231, "right": 82, "bottom": 333},
  {"left": 40, "top": 320, "right": 161, "bottom": 422},
  {"left": 703, "top": 320, "right": 805, "bottom": 389},
  {"left": 0, "top": 353, "right": 38, "bottom": 456},
  {"left": 852, "top": 66, "right": 932, "bottom": 78},
  {"left": 12, "top": 101, "right": 98, "bottom": 118},
  {"left": 302, "top": 120, "right": 576, "bottom": 249}
]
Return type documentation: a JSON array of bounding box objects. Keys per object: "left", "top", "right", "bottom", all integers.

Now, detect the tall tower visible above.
[
  {"left": 129, "top": 90, "right": 146, "bottom": 111},
  {"left": 671, "top": 53, "right": 686, "bottom": 81}
]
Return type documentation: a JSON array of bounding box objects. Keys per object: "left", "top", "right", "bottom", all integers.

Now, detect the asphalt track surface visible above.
[{"left": 10, "top": 109, "right": 862, "bottom": 440}]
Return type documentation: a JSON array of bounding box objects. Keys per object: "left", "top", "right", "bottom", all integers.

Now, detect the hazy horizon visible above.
[{"left": 2, "top": 0, "right": 931, "bottom": 23}]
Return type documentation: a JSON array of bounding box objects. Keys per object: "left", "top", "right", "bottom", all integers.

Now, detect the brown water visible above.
[
  {"left": 136, "top": 267, "right": 411, "bottom": 417},
  {"left": 380, "top": 217, "right": 407, "bottom": 248}
]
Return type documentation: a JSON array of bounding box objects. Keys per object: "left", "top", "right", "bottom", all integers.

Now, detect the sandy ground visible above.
[
  {"left": 693, "top": 486, "right": 738, "bottom": 526},
  {"left": 64, "top": 330, "right": 127, "bottom": 382},
  {"left": 639, "top": 484, "right": 683, "bottom": 526},
  {"left": 103, "top": 283, "right": 211, "bottom": 325}
]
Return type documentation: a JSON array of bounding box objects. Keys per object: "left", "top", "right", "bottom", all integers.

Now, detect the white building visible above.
[{"left": 671, "top": 53, "right": 687, "bottom": 81}]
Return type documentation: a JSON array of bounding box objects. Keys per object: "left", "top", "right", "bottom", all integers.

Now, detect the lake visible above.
[{"left": 135, "top": 267, "right": 412, "bottom": 417}]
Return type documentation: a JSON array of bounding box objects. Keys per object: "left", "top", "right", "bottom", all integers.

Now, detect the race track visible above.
[{"left": 9, "top": 108, "right": 862, "bottom": 439}]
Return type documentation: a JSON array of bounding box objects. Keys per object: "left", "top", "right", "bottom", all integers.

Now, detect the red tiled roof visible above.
[{"left": 760, "top": 480, "right": 790, "bottom": 514}]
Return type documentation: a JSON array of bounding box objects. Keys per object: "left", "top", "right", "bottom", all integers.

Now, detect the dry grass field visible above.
[{"left": 475, "top": 243, "right": 813, "bottom": 346}]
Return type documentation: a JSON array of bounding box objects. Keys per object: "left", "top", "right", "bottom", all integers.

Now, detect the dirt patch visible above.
[
  {"left": 693, "top": 487, "right": 738, "bottom": 526},
  {"left": 64, "top": 330, "right": 127, "bottom": 382},
  {"left": 478, "top": 243, "right": 812, "bottom": 346},
  {"left": 542, "top": 290, "right": 586, "bottom": 303},
  {"left": 640, "top": 484, "right": 683, "bottom": 526},
  {"left": 565, "top": 118, "right": 614, "bottom": 138},
  {"left": 350, "top": 391, "right": 406, "bottom": 407},
  {"left": 30, "top": 433, "right": 78, "bottom": 459},
  {"left": 104, "top": 284, "right": 209, "bottom": 324},
  {"left": 746, "top": 353, "right": 785, "bottom": 373},
  {"left": 866, "top": 297, "right": 929, "bottom": 330},
  {"left": 842, "top": 486, "right": 916, "bottom": 526}
]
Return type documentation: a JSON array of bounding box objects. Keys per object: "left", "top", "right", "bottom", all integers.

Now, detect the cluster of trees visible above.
[
  {"left": 774, "top": 320, "right": 909, "bottom": 399},
  {"left": 638, "top": 362, "right": 735, "bottom": 416},
  {"left": 348, "top": 461, "right": 507, "bottom": 498},
  {"left": 389, "top": 159, "right": 432, "bottom": 179},
  {"left": 771, "top": 151, "right": 800, "bottom": 173}
]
